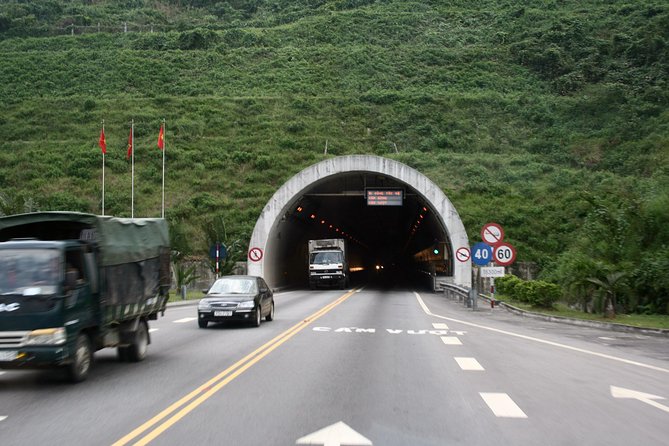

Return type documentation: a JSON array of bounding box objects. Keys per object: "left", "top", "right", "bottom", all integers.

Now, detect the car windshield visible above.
[
  {"left": 310, "top": 251, "right": 343, "bottom": 265},
  {"left": 0, "top": 248, "right": 61, "bottom": 296},
  {"left": 209, "top": 278, "right": 257, "bottom": 294}
]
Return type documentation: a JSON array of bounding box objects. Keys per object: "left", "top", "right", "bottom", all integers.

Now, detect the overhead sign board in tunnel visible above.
[{"left": 366, "top": 188, "right": 403, "bottom": 206}]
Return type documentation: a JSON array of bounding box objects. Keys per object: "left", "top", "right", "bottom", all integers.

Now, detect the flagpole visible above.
[
  {"left": 101, "top": 120, "right": 105, "bottom": 216},
  {"left": 131, "top": 119, "right": 134, "bottom": 219},
  {"left": 162, "top": 119, "right": 165, "bottom": 219}
]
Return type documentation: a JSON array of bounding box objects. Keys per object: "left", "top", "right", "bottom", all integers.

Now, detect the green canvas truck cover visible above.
[
  {"left": 0, "top": 212, "right": 168, "bottom": 266},
  {"left": 0, "top": 212, "right": 170, "bottom": 317}
]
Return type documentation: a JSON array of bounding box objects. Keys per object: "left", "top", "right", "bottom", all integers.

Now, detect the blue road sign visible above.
[
  {"left": 471, "top": 242, "right": 493, "bottom": 266},
  {"left": 209, "top": 243, "right": 227, "bottom": 260}
]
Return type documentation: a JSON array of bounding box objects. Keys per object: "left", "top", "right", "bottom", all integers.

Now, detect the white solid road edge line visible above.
[
  {"left": 413, "top": 292, "right": 669, "bottom": 375},
  {"left": 480, "top": 393, "right": 528, "bottom": 418}
]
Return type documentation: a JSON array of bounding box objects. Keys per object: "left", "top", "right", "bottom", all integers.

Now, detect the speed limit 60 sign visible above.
[{"left": 494, "top": 242, "right": 516, "bottom": 266}]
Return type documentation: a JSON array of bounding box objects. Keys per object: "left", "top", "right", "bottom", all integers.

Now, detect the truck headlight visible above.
[
  {"left": 25, "top": 327, "right": 66, "bottom": 345},
  {"left": 237, "top": 301, "right": 255, "bottom": 309}
]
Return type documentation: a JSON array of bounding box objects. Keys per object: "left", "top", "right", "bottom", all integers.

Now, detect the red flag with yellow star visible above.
[
  {"left": 157, "top": 124, "right": 164, "bottom": 151},
  {"left": 99, "top": 128, "right": 107, "bottom": 154}
]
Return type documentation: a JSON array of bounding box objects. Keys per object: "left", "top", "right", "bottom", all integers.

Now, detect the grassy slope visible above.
[{"left": 0, "top": 0, "right": 667, "bottom": 273}]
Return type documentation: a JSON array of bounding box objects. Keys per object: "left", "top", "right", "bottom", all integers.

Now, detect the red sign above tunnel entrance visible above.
[{"left": 365, "top": 188, "right": 404, "bottom": 206}]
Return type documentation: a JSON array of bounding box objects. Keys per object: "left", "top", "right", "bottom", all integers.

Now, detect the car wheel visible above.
[
  {"left": 266, "top": 301, "right": 274, "bottom": 321},
  {"left": 253, "top": 306, "right": 262, "bottom": 327},
  {"left": 198, "top": 319, "right": 208, "bottom": 329},
  {"left": 126, "top": 320, "right": 149, "bottom": 362},
  {"left": 68, "top": 334, "right": 92, "bottom": 383}
]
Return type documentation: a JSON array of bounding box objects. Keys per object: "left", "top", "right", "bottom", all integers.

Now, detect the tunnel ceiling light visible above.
[
  {"left": 423, "top": 207, "right": 428, "bottom": 212},
  {"left": 297, "top": 206, "right": 303, "bottom": 212},
  {"left": 310, "top": 214, "right": 316, "bottom": 219},
  {"left": 321, "top": 220, "right": 325, "bottom": 224}
]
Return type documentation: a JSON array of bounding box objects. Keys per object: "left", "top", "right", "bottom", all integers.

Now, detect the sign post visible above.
[{"left": 473, "top": 223, "right": 518, "bottom": 311}]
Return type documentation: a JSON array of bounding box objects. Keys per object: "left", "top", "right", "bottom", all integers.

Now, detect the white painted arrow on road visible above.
[
  {"left": 296, "top": 421, "right": 372, "bottom": 446},
  {"left": 611, "top": 386, "right": 669, "bottom": 414}
]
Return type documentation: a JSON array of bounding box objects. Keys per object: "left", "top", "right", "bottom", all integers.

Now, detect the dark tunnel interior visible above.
[{"left": 265, "top": 172, "right": 453, "bottom": 290}]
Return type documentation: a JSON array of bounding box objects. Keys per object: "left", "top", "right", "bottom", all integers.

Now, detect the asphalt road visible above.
[{"left": 1, "top": 287, "right": 668, "bottom": 446}]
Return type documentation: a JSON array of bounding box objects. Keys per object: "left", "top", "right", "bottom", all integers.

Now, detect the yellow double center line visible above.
[{"left": 112, "top": 289, "right": 358, "bottom": 446}]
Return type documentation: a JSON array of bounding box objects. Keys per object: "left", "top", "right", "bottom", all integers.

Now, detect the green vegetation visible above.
[
  {"left": 0, "top": 1, "right": 667, "bottom": 315},
  {"left": 498, "top": 299, "right": 669, "bottom": 331}
]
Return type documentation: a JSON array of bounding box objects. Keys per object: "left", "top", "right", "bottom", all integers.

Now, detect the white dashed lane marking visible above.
[
  {"left": 149, "top": 328, "right": 159, "bottom": 333},
  {"left": 440, "top": 336, "right": 463, "bottom": 345},
  {"left": 454, "top": 357, "right": 485, "bottom": 371},
  {"left": 480, "top": 393, "right": 528, "bottom": 418},
  {"left": 0, "top": 416, "right": 7, "bottom": 422},
  {"left": 173, "top": 317, "right": 197, "bottom": 324},
  {"left": 432, "top": 323, "right": 449, "bottom": 330}
]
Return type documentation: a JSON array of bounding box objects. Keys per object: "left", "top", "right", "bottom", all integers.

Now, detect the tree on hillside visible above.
[{"left": 587, "top": 271, "right": 627, "bottom": 318}]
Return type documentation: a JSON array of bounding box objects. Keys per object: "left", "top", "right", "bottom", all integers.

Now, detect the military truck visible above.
[{"left": 0, "top": 212, "right": 170, "bottom": 382}]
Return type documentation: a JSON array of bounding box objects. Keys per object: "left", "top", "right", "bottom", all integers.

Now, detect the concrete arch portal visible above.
[{"left": 248, "top": 155, "right": 471, "bottom": 289}]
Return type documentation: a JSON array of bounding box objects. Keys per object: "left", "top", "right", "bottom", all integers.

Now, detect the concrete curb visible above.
[
  {"left": 166, "top": 299, "right": 199, "bottom": 307},
  {"left": 483, "top": 296, "right": 669, "bottom": 338}
]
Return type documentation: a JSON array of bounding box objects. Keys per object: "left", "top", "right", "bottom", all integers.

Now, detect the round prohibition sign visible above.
[
  {"left": 248, "top": 247, "right": 264, "bottom": 262},
  {"left": 493, "top": 242, "right": 516, "bottom": 266},
  {"left": 455, "top": 247, "right": 471, "bottom": 263},
  {"left": 481, "top": 222, "right": 505, "bottom": 246}
]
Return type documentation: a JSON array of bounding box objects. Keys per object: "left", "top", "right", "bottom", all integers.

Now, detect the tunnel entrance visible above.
[{"left": 248, "top": 155, "right": 471, "bottom": 289}]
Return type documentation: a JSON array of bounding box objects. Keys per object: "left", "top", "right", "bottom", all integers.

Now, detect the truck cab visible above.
[
  {"left": 0, "top": 239, "right": 98, "bottom": 379},
  {"left": 308, "top": 239, "right": 349, "bottom": 290}
]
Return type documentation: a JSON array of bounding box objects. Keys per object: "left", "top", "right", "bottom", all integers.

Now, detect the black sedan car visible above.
[{"left": 197, "top": 275, "right": 274, "bottom": 328}]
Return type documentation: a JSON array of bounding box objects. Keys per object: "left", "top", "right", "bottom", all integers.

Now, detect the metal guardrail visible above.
[{"left": 438, "top": 281, "right": 494, "bottom": 311}]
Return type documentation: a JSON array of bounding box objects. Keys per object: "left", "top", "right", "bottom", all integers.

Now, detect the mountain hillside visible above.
[{"left": 0, "top": 0, "right": 667, "bottom": 313}]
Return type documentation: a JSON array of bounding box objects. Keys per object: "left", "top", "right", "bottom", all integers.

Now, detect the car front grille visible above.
[{"left": 210, "top": 302, "right": 238, "bottom": 309}]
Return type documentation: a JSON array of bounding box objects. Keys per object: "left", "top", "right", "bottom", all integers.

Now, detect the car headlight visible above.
[
  {"left": 25, "top": 327, "right": 66, "bottom": 345},
  {"left": 237, "top": 301, "right": 255, "bottom": 309},
  {"left": 198, "top": 300, "right": 212, "bottom": 311}
]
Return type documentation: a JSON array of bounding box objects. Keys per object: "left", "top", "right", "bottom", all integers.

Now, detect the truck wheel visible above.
[
  {"left": 68, "top": 334, "right": 92, "bottom": 383},
  {"left": 127, "top": 320, "right": 149, "bottom": 362},
  {"left": 117, "top": 346, "right": 130, "bottom": 362}
]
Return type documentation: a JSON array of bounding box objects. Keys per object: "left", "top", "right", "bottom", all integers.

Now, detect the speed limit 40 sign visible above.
[{"left": 493, "top": 242, "right": 516, "bottom": 266}]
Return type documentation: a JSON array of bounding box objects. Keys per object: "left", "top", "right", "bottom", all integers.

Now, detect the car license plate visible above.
[
  {"left": 0, "top": 350, "right": 18, "bottom": 361},
  {"left": 214, "top": 311, "right": 233, "bottom": 317},
  {"left": 321, "top": 275, "right": 331, "bottom": 279}
]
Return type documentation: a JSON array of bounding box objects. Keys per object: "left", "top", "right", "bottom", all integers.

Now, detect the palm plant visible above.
[{"left": 587, "top": 271, "right": 627, "bottom": 318}]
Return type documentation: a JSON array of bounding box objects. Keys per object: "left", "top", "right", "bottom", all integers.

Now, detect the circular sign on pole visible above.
[
  {"left": 493, "top": 242, "right": 516, "bottom": 266},
  {"left": 471, "top": 242, "right": 493, "bottom": 266},
  {"left": 481, "top": 222, "right": 505, "bottom": 246},
  {"left": 248, "top": 247, "right": 263, "bottom": 262},
  {"left": 455, "top": 247, "right": 471, "bottom": 263}
]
